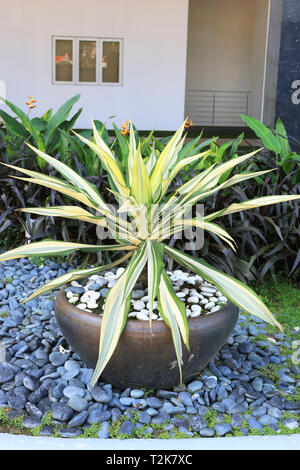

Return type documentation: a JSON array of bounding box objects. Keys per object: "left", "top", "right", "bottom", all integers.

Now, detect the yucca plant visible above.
[{"left": 1, "top": 120, "right": 300, "bottom": 389}]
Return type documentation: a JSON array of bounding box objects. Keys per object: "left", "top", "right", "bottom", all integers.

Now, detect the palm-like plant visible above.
[{"left": 1, "top": 120, "right": 300, "bottom": 388}]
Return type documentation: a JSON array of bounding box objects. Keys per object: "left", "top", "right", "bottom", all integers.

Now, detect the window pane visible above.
[
  {"left": 102, "top": 41, "right": 120, "bottom": 83},
  {"left": 55, "top": 40, "right": 73, "bottom": 82},
  {"left": 79, "top": 41, "right": 97, "bottom": 82}
]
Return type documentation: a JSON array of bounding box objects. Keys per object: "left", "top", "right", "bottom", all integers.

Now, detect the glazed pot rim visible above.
[{"left": 57, "top": 285, "right": 239, "bottom": 327}]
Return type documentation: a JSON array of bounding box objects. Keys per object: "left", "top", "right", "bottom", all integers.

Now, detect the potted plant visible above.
[{"left": 1, "top": 120, "right": 299, "bottom": 390}]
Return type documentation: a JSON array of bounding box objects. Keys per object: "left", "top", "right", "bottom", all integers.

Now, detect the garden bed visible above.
[{"left": 0, "top": 257, "right": 299, "bottom": 439}]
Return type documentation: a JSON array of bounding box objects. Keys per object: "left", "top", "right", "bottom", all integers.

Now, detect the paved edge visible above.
[{"left": 0, "top": 434, "right": 299, "bottom": 450}]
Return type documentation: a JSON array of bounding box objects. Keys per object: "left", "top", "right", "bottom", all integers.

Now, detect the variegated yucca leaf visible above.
[
  {"left": 73, "top": 129, "right": 129, "bottom": 198},
  {"left": 2, "top": 120, "right": 300, "bottom": 389},
  {"left": 131, "top": 145, "right": 152, "bottom": 205},
  {"left": 91, "top": 244, "right": 148, "bottom": 388},
  {"left": 26, "top": 143, "right": 110, "bottom": 213},
  {"left": 21, "top": 252, "right": 133, "bottom": 303},
  {"left": 205, "top": 195, "right": 300, "bottom": 221},
  {"left": 19, "top": 206, "right": 108, "bottom": 225},
  {"left": 157, "top": 270, "right": 190, "bottom": 383},
  {"left": 0, "top": 240, "right": 135, "bottom": 262},
  {"left": 147, "top": 241, "right": 164, "bottom": 326},
  {"left": 164, "top": 245, "right": 283, "bottom": 330}
]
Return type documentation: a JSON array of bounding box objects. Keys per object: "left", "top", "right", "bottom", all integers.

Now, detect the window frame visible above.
[
  {"left": 100, "top": 38, "right": 123, "bottom": 86},
  {"left": 52, "top": 36, "right": 76, "bottom": 85},
  {"left": 52, "top": 36, "right": 123, "bottom": 86}
]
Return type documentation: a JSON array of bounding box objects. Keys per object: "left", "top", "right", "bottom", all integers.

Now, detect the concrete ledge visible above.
[{"left": 0, "top": 433, "right": 299, "bottom": 450}]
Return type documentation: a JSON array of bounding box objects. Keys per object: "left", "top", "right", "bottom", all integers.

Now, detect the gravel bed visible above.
[{"left": 0, "top": 257, "right": 299, "bottom": 439}]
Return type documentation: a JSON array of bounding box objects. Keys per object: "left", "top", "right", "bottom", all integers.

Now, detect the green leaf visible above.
[
  {"left": 0, "top": 110, "right": 29, "bottom": 138},
  {"left": 0, "top": 97, "right": 38, "bottom": 140},
  {"left": 44, "top": 94, "right": 80, "bottom": 144},
  {"left": 241, "top": 115, "right": 281, "bottom": 154},
  {"left": 275, "top": 117, "right": 290, "bottom": 159}
]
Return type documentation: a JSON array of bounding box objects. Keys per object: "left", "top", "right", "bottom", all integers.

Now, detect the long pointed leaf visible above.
[{"left": 164, "top": 245, "right": 283, "bottom": 331}]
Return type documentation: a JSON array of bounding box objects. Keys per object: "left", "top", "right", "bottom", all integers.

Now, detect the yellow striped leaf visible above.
[{"left": 164, "top": 245, "right": 283, "bottom": 331}]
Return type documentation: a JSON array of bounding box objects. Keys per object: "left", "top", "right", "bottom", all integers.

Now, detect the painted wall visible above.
[
  {"left": 0, "top": 0, "right": 189, "bottom": 130},
  {"left": 186, "top": 0, "right": 255, "bottom": 93},
  {"left": 249, "top": 0, "right": 270, "bottom": 119},
  {"left": 185, "top": 0, "right": 269, "bottom": 124}
]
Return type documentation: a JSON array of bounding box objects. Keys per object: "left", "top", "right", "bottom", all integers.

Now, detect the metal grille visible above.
[{"left": 185, "top": 90, "right": 251, "bottom": 126}]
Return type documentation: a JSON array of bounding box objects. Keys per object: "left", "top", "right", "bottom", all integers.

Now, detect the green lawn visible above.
[{"left": 251, "top": 273, "right": 300, "bottom": 337}]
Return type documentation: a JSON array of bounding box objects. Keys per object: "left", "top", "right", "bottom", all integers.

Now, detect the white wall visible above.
[
  {"left": 186, "top": 0, "right": 256, "bottom": 92},
  {"left": 185, "top": 0, "right": 270, "bottom": 124},
  {"left": 249, "top": 0, "right": 270, "bottom": 119},
  {"left": 0, "top": 0, "right": 189, "bottom": 130}
]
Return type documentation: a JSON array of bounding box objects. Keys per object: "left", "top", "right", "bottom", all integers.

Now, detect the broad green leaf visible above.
[
  {"left": 241, "top": 115, "right": 281, "bottom": 154},
  {"left": 275, "top": 117, "right": 290, "bottom": 159},
  {"left": 164, "top": 245, "right": 283, "bottom": 331},
  {"left": 44, "top": 94, "right": 80, "bottom": 144},
  {"left": 0, "top": 97, "right": 38, "bottom": 139},
  {"left": 0, "top": 110, "right": 29, "bottom": 138}
]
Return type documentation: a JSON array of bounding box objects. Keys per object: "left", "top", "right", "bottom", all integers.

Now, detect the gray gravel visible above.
[{"left": 0, "top": 256, "right": 299, "bottom": 439}]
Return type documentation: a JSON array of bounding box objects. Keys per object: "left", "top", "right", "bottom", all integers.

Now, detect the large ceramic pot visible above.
[{"left": 55, "top": 286, "right": 239, "bottom": 389}]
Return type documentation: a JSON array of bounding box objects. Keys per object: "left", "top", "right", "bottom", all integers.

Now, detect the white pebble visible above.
[
  {"left": 191, "top": 311, "right": 201, "bottom": 318},
  {"left": 128, "top": 312, "right": 137, "bottom": 318},
  {"left": 66, "top": 291, "right": 74, "bottom": 299},
  {"left": 77, "top": 303, "right": 87, "bottom": 310},
  {"left": 201, "top": 286, "right": 217, "bottom": 294},
  {"left": 146, "top": 301, "right": 158, "bottom": 311},
  {"left": 187, "top": 296, "right": 199, "bottom": 304},
  {"left": 219, "top": 296, "right": 228, "bottom": 303},
  {"left": 68, "top": 296, "right": 79, "bottom": 304},
  {"left": 71, "top": 281, "right": 81, "bottom": 287},
  {"left": 176, "top": 292, "right": 186, "bottom": 298},
  {"left": 209, "top": 296, "right": 219, "bottom": 302},
  {"left": 191, "top": 304, "right": 201, "bottom": 312},
  {"left": 133, "top": 300, "right": 146, "bottom": 311},
  {"left": 107, "top": 280, "right": 117, "bottom": 288},
  {"left": 140, "top": 309, "right": 149, "bottom": 316},
  {"left": 186, "top": 308, "right": 192, "bottom": 317},
  {"left": 87, "top": 302, "right": 98, "bottom": 309},
  {"left": 136, "top": 312, "right": 149, "bottom": 321},
  {"left": 149, "top": 313, "right": 158, "bottom": 320},
  {"left": 205, "top": 302, "right": 215, "bottom": 310},
  {"left": 116, "top": 267, "right": 125, "bottom": 277},
  {"left": 200, "top": 298, "right": 209, "bottom": 305},
  {"left": 210, "top": 306, "right": 221, "bottom": 313}
]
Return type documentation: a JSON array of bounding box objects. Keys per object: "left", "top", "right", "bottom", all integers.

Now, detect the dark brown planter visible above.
[{"left": 55, "top": 286, "right": 239, "bottom": 390}]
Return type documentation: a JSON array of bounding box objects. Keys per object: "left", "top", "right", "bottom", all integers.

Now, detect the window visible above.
[{"left": 53, "top": 37, "right": 122, "bottom": 85}]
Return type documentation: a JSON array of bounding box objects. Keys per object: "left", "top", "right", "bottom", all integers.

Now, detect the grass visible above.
[{"left": 251, "top": 273, "right": 300, "bottom": 336}]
